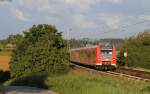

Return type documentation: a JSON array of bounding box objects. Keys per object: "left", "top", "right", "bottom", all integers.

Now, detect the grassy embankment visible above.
[
  {"left": 5, "top": 69, "right": 150, "bottom": 94},
  {"left": 45, "top": 70, "right": 150, "bottom": 94}
]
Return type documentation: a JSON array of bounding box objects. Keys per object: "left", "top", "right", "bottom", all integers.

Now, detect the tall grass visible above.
[
  {"left": 4, "top": 70, "right": 150, "bottom": 94},
  {"left": 45, "top": 70, "right": 150, "bottom": 94}
]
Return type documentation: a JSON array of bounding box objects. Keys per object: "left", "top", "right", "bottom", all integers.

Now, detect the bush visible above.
[
  {"left": 122, "top": 30, "right": 150, "bottom": 69},
  {"left": 10, "top": 24, "right": 69, "bottom": 78},
  {"left": 117, "top": 51, "right": 126, "bottom": 66}
]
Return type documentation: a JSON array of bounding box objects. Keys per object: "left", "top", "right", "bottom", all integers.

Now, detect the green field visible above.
[
  {"left": 0, "top": 50, "right": 12, "bottom": 56},
  {"left": 45, "top": 70, "right": 150, "bottom": 94}
]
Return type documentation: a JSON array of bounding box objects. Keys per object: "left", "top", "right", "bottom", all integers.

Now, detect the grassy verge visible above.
[
  {"left": 0, "top": 50, "right": 12, "bottom": 56},
  {"left": 45, "top": 70, "right": 150, "bottom": 94},
  {"left": 4, "top": 70, "right": 150, "bottom": 94}
]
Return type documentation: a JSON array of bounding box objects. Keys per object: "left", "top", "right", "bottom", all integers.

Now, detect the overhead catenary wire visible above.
[
  {"left": 97, "top": 9, "right": 150, "bottom": 37},
  {"left": 100, "top": 19, "right": 150, "bottom": 35},
  {"left": 66, "top": 9, "right": 150, "bottom": 39}
]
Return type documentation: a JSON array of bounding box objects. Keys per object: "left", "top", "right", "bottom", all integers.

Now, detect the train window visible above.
[
  {"left": 109, "top": 52, "right": 112, "bottom": 54},
  {"left": 101, "top": 49, "right": 112, "bottom": 58}
]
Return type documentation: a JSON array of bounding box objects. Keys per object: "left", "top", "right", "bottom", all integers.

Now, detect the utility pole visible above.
[
  {"left": 67, "top": 28, "right": 71, "bottom": 51},
  {"left": 67, "top": 28, "right": 72, "bottom": 61}
]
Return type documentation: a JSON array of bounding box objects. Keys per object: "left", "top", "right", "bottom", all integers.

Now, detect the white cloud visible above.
[
  {"left": 106, "top": 0, "right": 123, "bottom": 3},
  {"left": 64, "top": 0, "right": 101, "bottom": 10},
  {"left": 73, "top": 14, "right": 97, "bottom": 29},
  {"left": 18, "top": 0, "right": 50, "bottom": 12},
  {"left": 139, "top": 15, "right": 150, "bottom": 21},
  {"left": 17, "top": 0, "right": 124, "bottom": 13},
  {"left": 11, "top": 8, "right": 28, "bottom": 21},
  {"left": 0, "top": 0, "right": 11, "bottom": 6},
  {"left": 99, "top": 13, "right": 123, "bottom": 29},
  {"left": 18, "top": 0, "right": 64, "bottom": 16},
  {"left": 63, "top": 0, "right": 123, "bottom": 11}
]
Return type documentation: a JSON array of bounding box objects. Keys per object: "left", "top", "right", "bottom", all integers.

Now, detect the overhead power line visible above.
[
  {"left": 99, "top": 20, "right": 150, "bottom": 37},
  {"left": 98, "top": 9, "right": 150, "bottom": 37}
]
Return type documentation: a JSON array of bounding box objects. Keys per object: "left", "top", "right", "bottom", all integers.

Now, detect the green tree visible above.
[
  {"left": 0, "top": 40, "right": 7, "bottom": 50},
  {"left": 122, "top": 30, "right": 150, "bottom": 69},
  {"left": 10, "top": 24, "right": 69, "bottom": 78},
  {"left": 7, "top": 34, "right": 23, "bottom": 45}
]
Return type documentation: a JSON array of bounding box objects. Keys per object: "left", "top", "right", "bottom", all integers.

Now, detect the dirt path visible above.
[{"left": 0, "top": 86, "right": 58, "bottom": 94}]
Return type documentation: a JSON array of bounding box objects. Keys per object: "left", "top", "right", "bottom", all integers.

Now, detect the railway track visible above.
[
  {"left": 116, "top": 68, "right": 150, "bottom": 80},
  {"left": 70, "top": 62, "right": 150, "bottom": 82}
]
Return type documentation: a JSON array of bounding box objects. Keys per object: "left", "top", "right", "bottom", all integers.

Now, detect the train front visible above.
[{"left": 96, "top": 45, "right": 117, "bottom": 70}]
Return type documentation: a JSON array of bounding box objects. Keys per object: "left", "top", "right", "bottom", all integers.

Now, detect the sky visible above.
[{"left": 0, "top": 0, "right": 150, "bottom": 39}]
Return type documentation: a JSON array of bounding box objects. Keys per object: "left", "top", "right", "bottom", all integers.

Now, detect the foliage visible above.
[
  {"left": 142, "top": 86, "right": 150, "bottom": 92},
  {"left": 123, "top": 30, "right": 150, "bottom": 69},
  {"left": 117, "top": 51, "right": 126, "bottom": 66},
  {"left": 10, "top": 24, "right": 69, "bottom": 78},
  {"left": 0, "top": 50, "right": 12, "bottom": 56},
  {"left": 0, "top": 34, "right": 23, "bottom": 50},
  {"left": 7, "top": 34, "right": 23, "bottom": 45},
  {"left": 0, "top": 40, "right": 7, "bottom": 50}
]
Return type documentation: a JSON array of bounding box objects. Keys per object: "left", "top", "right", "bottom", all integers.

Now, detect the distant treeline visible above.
[
  {"left": 1, "top": 34, "right": 124, "bottom": 51},
  {"left": 0, "top": 34, "right": 23, "bottom": 51},
  {"left": 69, "top": 38, "right": 124, "bottom": 50}
]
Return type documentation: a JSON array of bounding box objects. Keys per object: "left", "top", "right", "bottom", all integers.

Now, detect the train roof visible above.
[
  {"left": 71, "top": 45, "right": 97, "bottom": 51},
  {"left": 101, "top": 48, "right": 112, "bottom": 50},
  {"left": 70, "top": 44, "right": 115, "bottom": 51}
]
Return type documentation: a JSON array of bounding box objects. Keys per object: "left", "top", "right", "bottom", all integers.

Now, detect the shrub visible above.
[
  {"left": 122, "top": 30, "right": 150, "bottom": 69},
  {"left": 117, "top": 51, "right": 126, "bottom": 66},
  {"left": 10, "top": 24, "right": 69, "bottom": 78}
]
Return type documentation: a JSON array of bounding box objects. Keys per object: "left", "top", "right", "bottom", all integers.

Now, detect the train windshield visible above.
[{"left": 101, "top": 49, "right": 112, "bottom": 59}]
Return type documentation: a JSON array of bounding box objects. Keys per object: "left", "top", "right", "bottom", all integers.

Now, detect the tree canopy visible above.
[
  {"left": 7, "top": 34, "right": 23, "bottom": 45},
  {"left": 10, "top": 24, "right": 69, "bottom": 78},
  {"left": 119, "top": 30, "right": 150, "bottom": 69}
]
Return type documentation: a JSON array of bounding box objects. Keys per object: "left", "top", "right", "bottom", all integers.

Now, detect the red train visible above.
[{"left": 70, "top": 45, "right": 117, "bottom": 70}]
